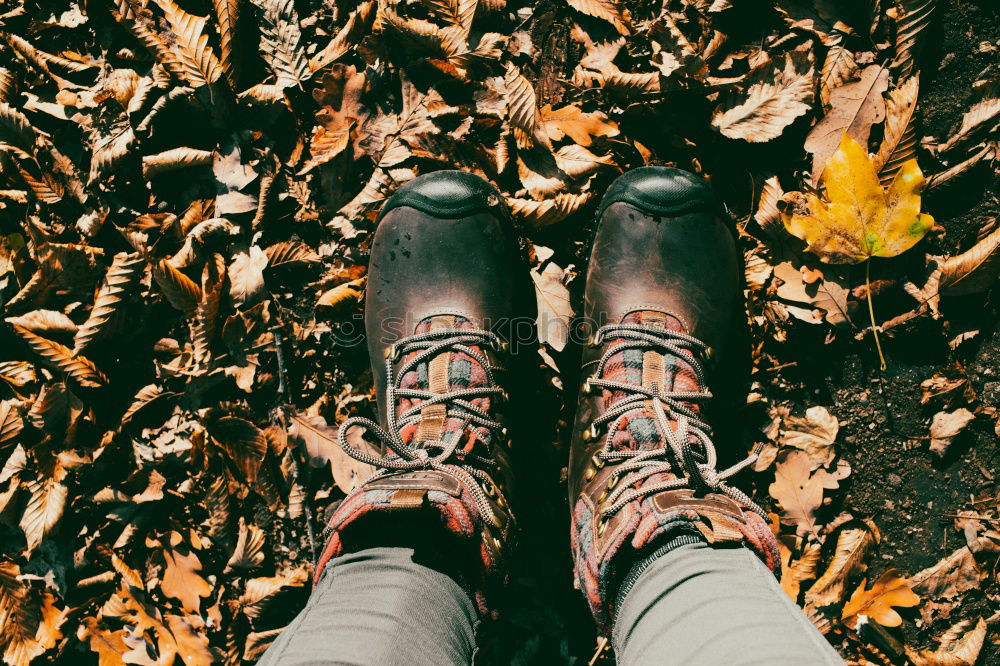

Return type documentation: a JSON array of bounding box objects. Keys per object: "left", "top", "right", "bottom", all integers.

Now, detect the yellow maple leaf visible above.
[
  {"left": 841, "top": 568, "right": 921, "bottom": 629},
  {"left": 784, "top": 133, "right": 934, "bottom": 264}
]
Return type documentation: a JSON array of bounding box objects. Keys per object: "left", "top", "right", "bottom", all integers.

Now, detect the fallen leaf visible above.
[
  {"left": 712, "top": 47, "right": 814, "bottom": 143},
  {"left": 805, "top": 65, "right": 889, "bottom": 184},
  {"left": 160, "top": 538, "right": 212, "bottom": 613},
  {"left": 841, "top": 568, "right": 920, "bottom": 629},
  {"left": 929, "top": 408, "right": 975, "bottom": 457},
  {"left": 806, "top": 524, "right": 877, "bottom": 607},
  {"left": 911, "top": 546, "right": 983, "bottom": 599},
  {"left": 873, "top": 76, "right": 919, "bottom": 183},
  {"left": 769, "top": 449, "right": 823, "bottom": 537},
  {"left": 288, "top": 414, "right": 377, "bottom": 494},
  {"left": 906, "top": 618, "right": 988, "bottom": 666},
  {"left": 939, "top": 225, "right": 1000, "bottom": 296},
  {"left": 780, "top": 406, "right": 839, "bottom": 470},
  {"left": 783, "top": 133, "right": 934, "bottom": 264},
  {"left": 540, "top": 104, "right": 619, "bottom": 147},
  {"left": 531, "top": 258, "right": 574, "bottom": 352}
]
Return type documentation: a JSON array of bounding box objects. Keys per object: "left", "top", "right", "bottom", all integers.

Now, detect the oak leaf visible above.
[
  {"left": 841, "top": 568, "right": 920, "bottom": 629},
  {"left": 783, "top": 133, "right": 934, "bottom": 264},
  {"left": 540, "top": 105, "right": 619, "bottom": 147},
  {"left": 288, "top": 414, "right": 377, "bottom": 494},
  {"left": 779, "top": 406, "right": 839, "bottom": 470},
  {"left": 160, "top": 537, "right": 212, "bottom": 614},
  {"left": 769, "top": 449, "right": 822, "bottom": 537}
]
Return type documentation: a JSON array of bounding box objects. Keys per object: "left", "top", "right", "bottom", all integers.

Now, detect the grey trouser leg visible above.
[
  {"left": 257, "top": 547, "right": 476, "bottom": 666},
  {"left": 613, "top": 541, "right": 845, "bottom": 666}
]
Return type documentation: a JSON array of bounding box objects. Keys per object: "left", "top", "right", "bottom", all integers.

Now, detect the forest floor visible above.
[{"left": 0, "top": 0, "right": 997, "bottom": 664}]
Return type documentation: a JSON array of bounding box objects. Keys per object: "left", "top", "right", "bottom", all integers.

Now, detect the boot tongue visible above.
[
  {"left": 397, "top": 315, "right": 493, "bottom": 454},
  {"left": 602, "top": 310, "right": 701, "bottom": 452}
]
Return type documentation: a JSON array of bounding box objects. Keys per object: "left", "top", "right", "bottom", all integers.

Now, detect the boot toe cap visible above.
[
  {"left": 598, "top": 167, "right": 721, "bottom": 218},
  {"left": 379, "top": 170, "right": 505, "bottom": 220}
]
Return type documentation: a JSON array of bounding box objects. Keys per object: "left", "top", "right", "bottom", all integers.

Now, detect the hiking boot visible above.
[
  {"left": 569, "top": 167, "right": 780, "bottom": 632},
  {"left": 315, "top": 171, "right": 529, "bottom": 613}
]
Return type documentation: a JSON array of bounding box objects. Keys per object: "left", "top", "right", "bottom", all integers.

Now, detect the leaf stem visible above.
[{"left": 866, "top": 262, "right": 887, "bottom": 371}]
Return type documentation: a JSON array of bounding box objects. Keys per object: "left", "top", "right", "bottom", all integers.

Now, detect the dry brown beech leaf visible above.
[
  {"left": 503, "top": 64, "right": 552, "bottom": 151},
  {"left": 208, "top": 416, "right": 267, "bottom": 482},
  {"left": 566, "top": 0, "right": 631, "bottom": 36},
  {"left": 754, "top": 175, "right": 785, "bottom": 238},
  {"left": 141, "top": 147, "right": 215, "bottom": 179},
  {"left": 74, "top": 252, "right": 145, "bottom": 354},
  {"left": 251, "top": 0, "right": 309, "bottom": 89},
  {"left": 911, "top": 545, "right": 984, "bottom": 600},
  {"left": 316, "top": 277, "right": 365, "bottom": 311},
  {"left": 11, "top": 325, "right": 108, "bottom": 387},
  {"left": 0, "top": 401, "right": 24, "bottom": 445},
  {"left": 780, "top": 540, "right": 822, "bottom": 601},
  {"left": 151, "top": 259, "right": 202, "bottom": 314},
  {"left": 874, "top": 76, "right": 919, "bottom": 184},
  {"left": 213, "top": 0, "right": 242, "bottom": 89},
  {"left": 5, "top": 310, "right": 77, "bottom": 336},
  {"left": 712, "top": 47, "right": 815, "bottom": 143},
  {"left": 805, "top": 523, "right": 877, "bottom": 608},
  {"left": 892, "top": 0, "right": 939, "bottom": 80},
  {"left": 508, "top": 192, "right": 592, "bottom": 228},
  {"left": 20, "top": 479, "right": 67, "bottom": 555},
  {"left": 153, "top": 0, "right": 224, "bottom": 88},
  {"left": 309, "top": 1, "right": 376, "bottom": 72},
  {"left": 805, "top": 65, "right": 888, "bottom": 184},
  {"left": 264, "top": 241, "right": 321, "bottom": 268},
  {"left": 939, "top": 79, "right": 999, "bottom": 153},
  {"left": 939, "top": 225, "right": 1000, "bottom": 296},
  {"left": 819, "top": 36, "right": 860, "bottom": 106},
  {"left": 906, "top": 618, "right": 988, "bottom": 666},
  {"left": 531, "top": 259, "right": 574, "bottom": 353}
]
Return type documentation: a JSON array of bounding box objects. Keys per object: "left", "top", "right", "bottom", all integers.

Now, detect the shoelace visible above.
[
  {"left": 337, "top": 327, "right": 508, "bottom": 528},
  {"left": 585, "top": 323, "right": 766, "bottom": 518}
]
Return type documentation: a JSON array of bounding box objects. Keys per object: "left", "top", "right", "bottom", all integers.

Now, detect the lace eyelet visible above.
[
  {"left": 596, "top": 489, "right": 608, "bottom": 503},
  {"left": 584, "top": 466, "right": 596, "bottom": 481},
  {"left": 483, "top": 482, "right": 496, "bottom": 498},
  {"left": 583, "top": 424, "right": 600, "bottom": 442},
  {"left": 586, "top": 331, "right": 604, "bottom": 347},
  {"left": 582, "top": 377, "right": 594, "bottom": 395},
  {"left": 492, "top": 338, "right": 509, "bottom": 353},
  {"left": 385, "top": 344, "right": 401, "bottom": 361},
  {"left": 591, "top": 453, "right": 605, "bottom": 469},
  {"left": 597, "top": 514, "right": 610, "bottom": 535},
  {"left": 491, "top": 513, "right": 502, "bottom": 527},
  {"left": 607, "top": 475, "right": 618, "bottom": 491},
  {"left": 703, "top": 346, "right": 715, "bottom": 363}
]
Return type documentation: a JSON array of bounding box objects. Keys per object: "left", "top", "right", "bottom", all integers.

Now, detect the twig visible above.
[{"left": 588, "top": 637, "right": 609, "bottom": 666}]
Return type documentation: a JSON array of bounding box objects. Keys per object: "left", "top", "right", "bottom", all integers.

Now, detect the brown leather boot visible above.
[
  {"left": 569, "top": 167, "right": 779, "bottom": 632},
  {"left": 315, "top": 171, "right": 528, "bottom": 613}
]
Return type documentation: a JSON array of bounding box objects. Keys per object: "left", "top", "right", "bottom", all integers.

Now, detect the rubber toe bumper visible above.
[
  {"left": 378, "top": 170, "right": 506, "bottom": 221},
  {"left": 596, "top": 166, "right": 722, "bottom": 219}
]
